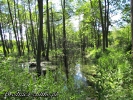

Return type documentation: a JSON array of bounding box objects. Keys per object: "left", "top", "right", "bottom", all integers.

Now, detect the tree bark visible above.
[
  {"left": 105, "top": 0, "right": 109, "bottom": 48},
  {"left": 45, "top": 0, "right": 51, "bottom": 61},
  {"left": 28, "top": 0, "right": 36, "bottom": 56},
  {"left": 51, "top": 5, "right": 57, "bottom": 62},
  {"left": 24, "top": 5, "right": 30, "bottom": 55},
  {"left": 62, "top": 0, "right": 69, "bottom": 80},
  {"left": 3, "top": 36, "right": 9, "bottom": 54},
  {"left": 8, "top": 32, "right": 13, "bottom": 53},
  {"left": 13, "top": 0, "right": 21, "bottom": 56},
  {"left": 7, "top": 0, "right": 21, "bottom": 56},
  {"left": 98, "top": 0, "right": 106, "bottom": 51},
  {"left": 0, "top": 23, "right": 7, "bottom": 56},
  {"left": 36, "top": 0, "right": 43, "bottom": 77},
  {"left": 99, "top": 0, "right": 109, "bottom": 51}
]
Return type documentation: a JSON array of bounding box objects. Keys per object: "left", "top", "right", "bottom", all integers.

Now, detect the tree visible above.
[
  {"left": 36, "top": 0, "right": 43, "bottom": 77},
  {"left": 23, "top": 3, "right": 30, "bottom": 55},
  {"left": 61, "top": 0, "right": 69, "bottom": 80},
  {"left": 0, "top": 23, "right": 7, "bottom": 56},
  {"left": 7, "top": 0, "right": 22, "bottom": 56},
  {"left": 98, "top": 0, "right": 110, "bottom": 51},
  {"left": 0, "top": 2, "right": 7, "bottom": 56},
  {"left": 45, "top": 0, "right": 51, "bottom": 61},
  {"left": 28, "top": 0, "right": 37, "bottom": 56},
  {"left": 51, "top": 4, "right": 57, "bottom": 63}
]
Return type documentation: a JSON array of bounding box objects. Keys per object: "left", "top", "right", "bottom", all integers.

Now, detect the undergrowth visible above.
[
  {"left": 0, "top": 56, "right": 89, "bottom": 100},
  {"left": 95, "top": 48, "right": 133, "bottom": 100}
]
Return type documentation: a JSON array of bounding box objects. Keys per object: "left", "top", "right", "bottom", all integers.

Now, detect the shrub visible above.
[{"left": 95, "top": 49, "right": 133, "bottom": 100}]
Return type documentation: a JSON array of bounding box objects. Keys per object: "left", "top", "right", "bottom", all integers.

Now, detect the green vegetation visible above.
[
  {"left": 0, "top": 0, "right": 133, "bottom": 100},
  {"left": 0, "top": 56, "right": 89, "bottom": 100},
  {"left": 81, "top": 25, "right": 133, "bottom": 100}
]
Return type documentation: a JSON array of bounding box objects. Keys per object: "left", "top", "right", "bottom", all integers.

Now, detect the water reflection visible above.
[{"left": 74, "top": 64, "right": 88, "bottom": 88}]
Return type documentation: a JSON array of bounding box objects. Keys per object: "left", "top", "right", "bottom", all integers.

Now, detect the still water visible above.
[{"left": 74, "top": 64, "right": 88, "bottom": 88}]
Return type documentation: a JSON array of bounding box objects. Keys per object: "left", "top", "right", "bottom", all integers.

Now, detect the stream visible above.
[
  {"left": 20, "top": 63, "right": 88, "bottom": 89},
  {"left": 74, "top": 64, "right": 88, "bottom": 88}
]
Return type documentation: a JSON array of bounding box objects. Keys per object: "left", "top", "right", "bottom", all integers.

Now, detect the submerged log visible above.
[
  {"left": 29, "top": 62, "right": 36, "bottom": 68},
  {"left": 28, "top": 61, "right": 57, "bottom": 75}
]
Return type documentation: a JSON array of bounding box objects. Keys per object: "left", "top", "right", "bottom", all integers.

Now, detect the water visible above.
[
  {"left": 74, "top": 64, "right": 88, "bottom": 89},
  {"left": 20, "top": 63, "right": 88, "bottom": 89},
  {"left": 20, "top": 63, "right": 31, "bottom": 73}
]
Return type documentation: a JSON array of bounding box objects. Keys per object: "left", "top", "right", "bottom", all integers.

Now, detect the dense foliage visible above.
[{"left": 0, "top": 0, "right": 133, "bottom": 99}]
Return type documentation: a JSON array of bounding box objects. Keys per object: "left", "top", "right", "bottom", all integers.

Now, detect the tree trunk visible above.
[
  {"left": 36, "top": 0, "right": 43, "bottom": 77},
  {"left": 28, "top": 0, "right": 36, "bottom": 56},
  {"left": 35, "top": 0, "right": 39, "bottom": 53},
  {"left": 51, "top": 5, "right": 57, "bottom": 63},
  {"left": 9, "top": 32, "right": 13, "bottom": 53},
  {"left": 7, "top": 0, "right": 21, "bottom": 56},
  {"left": 16, "top": 0, "right": 24, "bottom": 55},
  {"left": 3, "top": 37, "right": 9, "bottom": 54},
  {"left": 0, "top": 23, "right": 7, "bottom": 56},
  {"left": 98, "top": 0, "right": 106, "bottom": 52},
  {"left": 13, "top": 0, "right": 21, "bottom": 56},
  {"left": 23, "top": 4, "right": 30, "bottom": 55},
  {"left": 45, "top": 0, "right": 51, "bottom": 61},
  {"left": 25, "top": 32, "right": 30, "bottom": 54},
  {"left": 105, "top": 0, "right": 109, "bottom": 48},
  {"left": 19, "top": 24, "right": 24, "bottom": 55},
  {"left": 99, "top": 0, "right": 109, "bottom": 51},
  {"left": 62, "top": 0, "right": 69, "bottom": 80}
]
